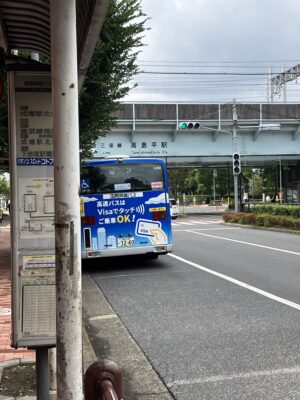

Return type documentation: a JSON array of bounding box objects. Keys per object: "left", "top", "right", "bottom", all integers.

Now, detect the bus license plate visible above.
[{"left": 118, "top": 237, "right": 135, "bottom": 247}]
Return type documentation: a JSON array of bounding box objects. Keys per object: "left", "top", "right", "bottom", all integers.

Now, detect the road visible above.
[{"left": 84, "top": 215, "right": 300, "bottom": 400}]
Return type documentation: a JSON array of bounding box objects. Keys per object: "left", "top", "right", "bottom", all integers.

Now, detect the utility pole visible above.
[
  {"left": 50, "top": 1, "right": 83, "bottom": 399},
  {"left": 232, "top": 99, "right": 239, "bottom": 212}
]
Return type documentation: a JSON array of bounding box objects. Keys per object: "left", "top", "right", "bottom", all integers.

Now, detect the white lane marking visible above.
[
  {"left": 189, "top": 219, "right": 222, "bottom": 224},
  {"left": 169, "top": 253, "right": 300, "bottom": 311},
  {"left": 89, "top": 314, "right": 117, "bottom": 321},
  {"left": 185, "top": 230, "right": 300, "bottom": 256},
  {"left": 172, "top": 227, "right": 236, "bottom": 232},
  {"left": 190, "top": 220, "right": 211, "bottom": 224},
  {"left": 168, "top": 366, "right": 300, "bottom": 387},
  {"left": 172, "top": 220, "right": 223, "bottom": 225},
  {"left": 174, "top": 221, "right": 195, "bottom": 225}
]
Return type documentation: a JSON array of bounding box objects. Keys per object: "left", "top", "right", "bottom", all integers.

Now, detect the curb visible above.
[
  {"left": 0, "top": 359, "right": 35, "bottom": 400},
  {"left": 83, "top": 274, "right": 174, "bottom": 400}
]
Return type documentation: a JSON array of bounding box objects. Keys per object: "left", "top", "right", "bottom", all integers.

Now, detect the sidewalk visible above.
[{"left": 0, "top": 214, "right": 35, "bottom": 363}]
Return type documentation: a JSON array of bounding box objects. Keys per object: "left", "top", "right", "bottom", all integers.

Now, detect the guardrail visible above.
[{"left": 84, "top": 360, "right": 124, "bottom": 400}]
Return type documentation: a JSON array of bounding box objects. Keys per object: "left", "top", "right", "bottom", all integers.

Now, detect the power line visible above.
[
  {"left": 139, "top": 59, "right": 300, "bottom": 64},
  {"left": 126, "top": 59, "right": 300, "bottom": 102},
  {"left": 139, "top": 63, "right": 292, "bottom": 69},
  {"left": 139, "top": 71, "right": 277, "bottom": 76}
]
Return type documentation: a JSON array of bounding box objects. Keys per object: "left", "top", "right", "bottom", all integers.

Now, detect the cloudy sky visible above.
[{"left": 125, "top": 0, "right": 300, "bottom": 103}]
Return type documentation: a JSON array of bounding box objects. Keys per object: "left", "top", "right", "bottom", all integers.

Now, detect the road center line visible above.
[
  {"left": 185, "top": 230, "right": 300, "bottom": 256},
  {"left": 168, "top": 253, "right": 300, "bottom": 311},
  {"left": 167, "top": 366, "right": 300, "bottom": 387}
]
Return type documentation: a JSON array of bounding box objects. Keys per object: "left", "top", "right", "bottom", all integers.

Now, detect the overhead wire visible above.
[
  {"left": 126, "top": 58, "right": 300, "bottom": 102},
  {"left": 138, "top": 59, "right": 300, "bottom": 64}
]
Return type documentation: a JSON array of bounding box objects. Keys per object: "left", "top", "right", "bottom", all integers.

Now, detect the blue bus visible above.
[{"left": 80, "top": 157, "right": 173, "bottom": 259}]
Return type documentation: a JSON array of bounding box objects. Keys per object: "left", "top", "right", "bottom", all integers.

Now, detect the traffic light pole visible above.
[
  {"left": 232, "top": 100, "right": 239, "bottom": 212},
  {"left": 179, "top": 100, "right": 241, "bottom": 212}
]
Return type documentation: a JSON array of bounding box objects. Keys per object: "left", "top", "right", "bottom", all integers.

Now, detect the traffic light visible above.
[
  {"left": 179, "top": 121, "right": 201, "bottom": 129},
  {"left": 232, "top": 152, "right": 241, "bottom": 175}
]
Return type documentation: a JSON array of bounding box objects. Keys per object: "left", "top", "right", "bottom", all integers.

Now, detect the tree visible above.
[
  {"left": 168, "top": 168, "right": 189, "bottom": 198},
  {"left": 79, "top": 0, "right": 148, "bottom": 160},
  {"left": 184, "top": 169, "right": 204, "bottom": 194},
  {"left": 0, "top": 174, "right": 9, "bottom": 197},
  {"left": 242, "top": 167, "right": 277, "bottom": 200}
]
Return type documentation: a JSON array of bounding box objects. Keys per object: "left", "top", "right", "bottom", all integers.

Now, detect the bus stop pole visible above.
[
  {"left": 50, "top": 1, "right": 83, "bottom": 399},
  {"left": 36, "top": 347, "right": 49, "bottom": 400}
]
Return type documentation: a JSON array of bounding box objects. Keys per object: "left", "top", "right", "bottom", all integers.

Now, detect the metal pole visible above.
[
  {"left": 213, "top": 174, "right": 215, "bottom": 204},
  {"left": 36, "top": 347, "right": 49, "bottom": 400},
  {"left": 48, "top": 348, "right": 57, "bottom": 398},
  {"left": 232, "top": 99, "right": 239, "bottom": 212},
  {"left": 50, "top": 1, "right": 83, "bottom": 400},
  {"left": 213, "top": 169, "right": 216, "bottom": 204},
  {"left": 279, "top": 157, "right": 282, "bottom": 203},
  {"left": 132, "top": 102, "right": 135, "bottom": 131},
  {"left": 252, "top": 169, "right": 255, "bottom": 206},
  {"left": 227, "top": 167, "right": 230, "bottom": 207}
]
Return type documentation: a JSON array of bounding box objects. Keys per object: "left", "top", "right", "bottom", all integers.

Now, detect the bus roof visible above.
[{"left": 85, "top": 157, "right": 166, "bottom": 166}]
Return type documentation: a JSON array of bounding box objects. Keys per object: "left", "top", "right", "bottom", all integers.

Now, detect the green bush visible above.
[
  {"left": 256, "top": 214, "right": 273, "bottom": 227},
  {"left": 223, "top": 211, "right": 300, "bottom": 231},
  {"left": 253, "top": 204, "right": 300, "bottom": 218},
  {"left": 223, "top": 212, "right": 256, "bottom": 225}
]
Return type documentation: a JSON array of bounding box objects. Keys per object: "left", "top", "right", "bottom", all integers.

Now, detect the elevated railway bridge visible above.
[{"left": 94, "top": 102, "right": 300, "bottom": 202}]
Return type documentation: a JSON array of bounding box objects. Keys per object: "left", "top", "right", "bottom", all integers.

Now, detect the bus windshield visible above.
[{"left": 81, "top": 162, "right": 165, "bottom": 194}]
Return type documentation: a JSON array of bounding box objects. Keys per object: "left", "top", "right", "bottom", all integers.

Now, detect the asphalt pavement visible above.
[
  {"left": 88, "top": 216, "right": 300, "bottom": 400},
  {"left": 2, "top": 212, "right": 300, "bottom": 399},
  {"left": 83, "top": 271, "right": 173, "bottom": 400}
]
